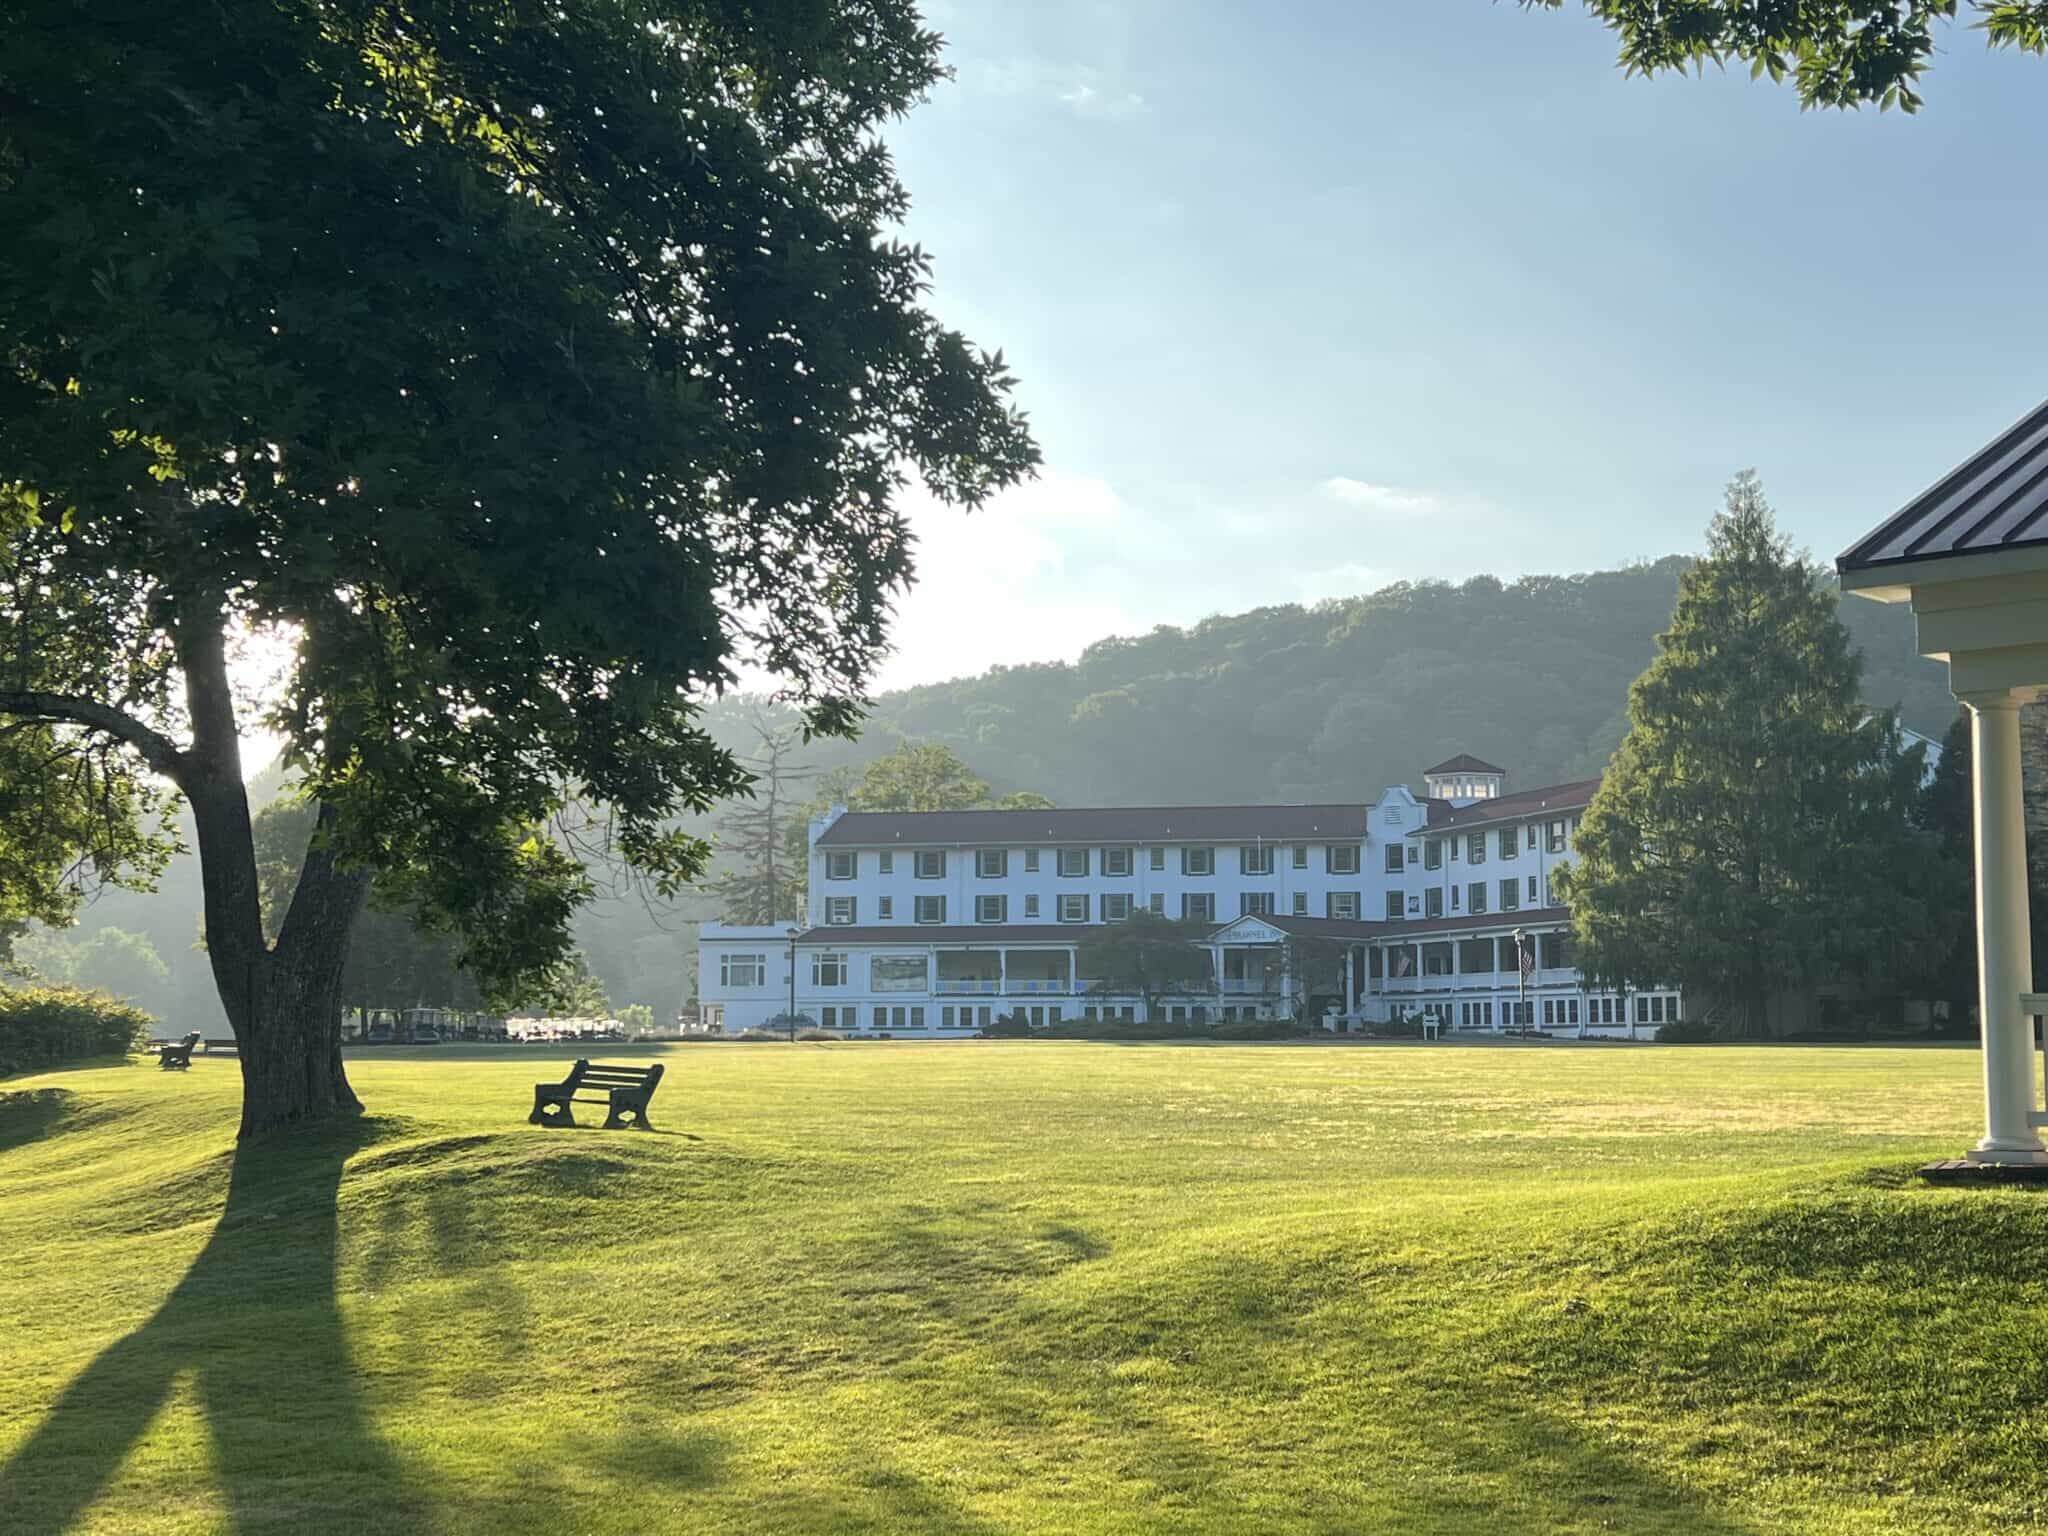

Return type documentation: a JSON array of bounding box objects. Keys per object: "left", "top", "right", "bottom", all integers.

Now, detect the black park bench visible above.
[
  {"left": 529, "top": 1059, "right": 664, "bottom": 1130},
  {"left": 156, "top": 1031, "right": 202, "bottom": 1071}
]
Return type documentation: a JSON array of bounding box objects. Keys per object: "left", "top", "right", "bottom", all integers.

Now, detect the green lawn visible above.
[{"left": 2, "top": 1040, "right": 2045, "bottom": 1534}]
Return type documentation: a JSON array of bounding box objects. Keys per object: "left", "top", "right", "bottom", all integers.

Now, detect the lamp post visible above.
[
  {"left": 1512, "top": 926, "right": 1526, "bottom": 1035},
  {"left": 785, "top": 925, "right": 800, "bottom": 1044}
]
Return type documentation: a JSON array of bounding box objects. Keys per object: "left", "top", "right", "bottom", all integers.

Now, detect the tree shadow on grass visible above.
[{"left": 2, "top": 1116, "right": 428, "bottom": 1534}]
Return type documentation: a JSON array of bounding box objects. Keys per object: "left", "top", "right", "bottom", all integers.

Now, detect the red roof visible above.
[
  {"left": 1424, "top": 778, "right": 1600, "bottom": 829},
  {"left": 815, "top": 803, "right": 1368, "bottom": 847},
  {"left": 1424, "top": 753, "right": 1506, "bottom": 776}
]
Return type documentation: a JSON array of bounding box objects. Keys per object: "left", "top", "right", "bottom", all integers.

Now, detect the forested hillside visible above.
[
  {"left": 20, "top": 556, "right": 1951, "bottom": 1027},
  {"left": 708, "top": 557, "right": 1953, "bottom": 805}
]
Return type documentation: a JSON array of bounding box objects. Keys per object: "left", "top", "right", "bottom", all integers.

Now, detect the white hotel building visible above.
[{"left": 696, "top": 756, "right": 1684, "bottom": 1038}]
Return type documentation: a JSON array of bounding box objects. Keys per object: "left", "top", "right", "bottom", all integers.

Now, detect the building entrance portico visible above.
[{"left": 1840, "top": 398, "right": 2048, "bottom": 1168}]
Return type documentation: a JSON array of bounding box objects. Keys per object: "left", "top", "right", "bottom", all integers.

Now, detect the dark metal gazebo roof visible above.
[{"left": 1838, "top": 398, "right": 2048, "bottom": 576}]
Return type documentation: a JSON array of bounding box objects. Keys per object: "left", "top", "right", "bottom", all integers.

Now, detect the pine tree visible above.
[
  {"left": 1560, "top": 473, "right": 1942, "bottom": 1035},
  {"left": 707, "top": 708, "right": 814, "bottom": 926}
]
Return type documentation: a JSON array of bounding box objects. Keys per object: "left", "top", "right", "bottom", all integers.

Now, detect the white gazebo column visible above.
[{"left": 1962, "top": 690, "right": 2047, "bottom": 1163}]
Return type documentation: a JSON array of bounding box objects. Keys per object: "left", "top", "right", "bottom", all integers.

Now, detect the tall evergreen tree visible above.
[
  {"left": 1560, "top": 473, "right": 1941, "bottom": 1035},
  {"left": 707, "top": 708, "right": 814, "bottom": 926}
]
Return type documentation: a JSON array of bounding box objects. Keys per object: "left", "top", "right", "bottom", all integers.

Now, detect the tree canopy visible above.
[
  {"left": 1525, "top": 0, "right": 2048, "bottom": 111},
  {"left": 0, "top": 0, "right": 1034, "bottom": 1132},
  {"left": 1075, "top": 913, "right": 1214, "bottom": 1022},
  {"left": 1559, "top": 474, "right": 1941, "bottom": 1032}
]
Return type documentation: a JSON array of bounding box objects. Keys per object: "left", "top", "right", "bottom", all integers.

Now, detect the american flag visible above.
[
  {"left": 1393, "top": 948, "right": 1413, "bottom": 977},
  {"left": 1518, "top": 937, "right": 1535, "bottom": 984}
]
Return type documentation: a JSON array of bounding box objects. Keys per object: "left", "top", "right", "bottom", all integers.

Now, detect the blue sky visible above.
[{"left": 867, "top": 0, "right": 2048, "bottom": 689}]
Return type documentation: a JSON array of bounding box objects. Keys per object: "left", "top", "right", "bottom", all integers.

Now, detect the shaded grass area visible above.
[{"left": 0, "top": 1042, "right": 2043, "bottom": 1532}]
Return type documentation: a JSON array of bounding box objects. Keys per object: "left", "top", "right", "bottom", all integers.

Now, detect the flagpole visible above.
[{"left": 1513, "top": 926, "right": 1526, "bottom": 1035}]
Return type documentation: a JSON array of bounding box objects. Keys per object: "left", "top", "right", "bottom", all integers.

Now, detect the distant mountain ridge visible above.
[{"left": 710, "top": 555, "right": 1954, "bottom": 808}]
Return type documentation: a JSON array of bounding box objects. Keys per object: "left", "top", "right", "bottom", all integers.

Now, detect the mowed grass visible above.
[{"left": 2, "top": 1040, "right": 2046, "bottom": 1535}]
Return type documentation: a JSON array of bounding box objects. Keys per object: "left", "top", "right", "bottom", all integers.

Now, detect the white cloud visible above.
[
  {"left": 1319, "top": 477, "right": 1444, "bottom": 514},
  {"left": 1058, "top": 82, "right": 1147, "bottom": 120}
]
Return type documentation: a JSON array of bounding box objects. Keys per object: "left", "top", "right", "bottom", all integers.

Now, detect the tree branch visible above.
[{"left": 0, "top": 690, "right": 188, "bottom": 783}]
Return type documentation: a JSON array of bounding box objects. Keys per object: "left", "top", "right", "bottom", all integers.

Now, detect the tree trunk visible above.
[{"left": 176, "top": 607, "right": 373, "bottom": 1137}]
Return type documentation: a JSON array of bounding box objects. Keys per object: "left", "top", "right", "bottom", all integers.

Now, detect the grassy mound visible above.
[{"left": 1, "top": 1042, "right": 2042, "bottom": 1533}]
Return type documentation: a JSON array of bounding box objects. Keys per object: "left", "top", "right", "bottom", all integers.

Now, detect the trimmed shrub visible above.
[
  {"left": 980, "top": 1012, "right": 1036, "bottom": 1039},
  {"left": 1206, "top": 1019, "right": 1297, "bottom": 1041},
  {"left": 0, "top": 985, "right": 156, "bottom": 1076},
  {"left": 1655, "top": 1018, "right": 1717, "bottom": 1044}
]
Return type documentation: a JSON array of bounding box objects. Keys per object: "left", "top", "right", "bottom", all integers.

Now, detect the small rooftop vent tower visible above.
[{"left": 1424, "top": 754, "right": 1505, "bottom": 806}]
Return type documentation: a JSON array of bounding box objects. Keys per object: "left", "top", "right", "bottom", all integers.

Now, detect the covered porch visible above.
[
  {"left": 933, "top": 945, "right": 1077, "bottom": 996},
  {"left": 1840, "top": 398, "right": 2048, "bottom": 1170}
]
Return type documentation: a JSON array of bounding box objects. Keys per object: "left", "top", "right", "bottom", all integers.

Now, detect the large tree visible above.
[
  {"left": 0, "top": 2, "right": 1035, "bottom": 1134},
  {"left": 1525, "top": 0, "right": 2047, "bottom": 111},
  {"left": 1075, "top": 912, "right": 1214, "bottom": 1024},
  {"left": 1559, "top": 473, "right": 1940, "bottom": 1034},
  {"left": 707, "top": 706, "right": 814, "bottom": 925}
]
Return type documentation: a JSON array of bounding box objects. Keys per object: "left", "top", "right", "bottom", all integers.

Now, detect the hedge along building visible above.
[{"left": 1840, "top": 397, "right": 2048, "bottom": 1168}]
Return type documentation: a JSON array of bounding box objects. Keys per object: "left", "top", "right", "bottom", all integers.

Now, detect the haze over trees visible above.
[
  {"left": 0, "top": 0, "right": 1034, "bottom": 1134},
  {"left": 1561, "top": 475, "right": 1943, "bottom": 1034}
]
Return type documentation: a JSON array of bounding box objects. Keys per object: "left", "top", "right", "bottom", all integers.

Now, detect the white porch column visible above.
[
  {"left": 998, "top": 948, "right": 1008, "bottom": 999},
  {"left": 1963, "top": 691, "right": 2047, "bottom": 1163},
  {"left": 1344, "top": 946, "right": 1358, "bottom": 1018}
]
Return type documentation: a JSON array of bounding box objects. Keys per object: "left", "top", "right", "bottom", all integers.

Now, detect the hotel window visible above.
[
  {"left": 1242, "top": 845, "right": 1274, "bottom": 876},
  {"left": 915, "top": 895, "right": 946, "bottom": 924},
  {"left": 940, "top": 1007, "right": 954, "bottom": 1029},
  {"left": 1147, "top": 893, "right": 1165, "bottom": 915},
  {"left": 1499, "top": 879, "right": 1519, "bottom": 912},
  {"left": 825, "top": 896, "right": 856, "bottom": 926},
  {"left": 1384, "top": 843, "right": 1404, "bottom": 874},
  {"left": 976, "top": 848, "right": 1008, "bottom": 879},
  {"left": 1292, "top": 844, "right": 1309, "bottom": 869},
  {"left": 1024, "top": 849, "right": 1040, "bottom": 872},
  {"left": 1466, "top": 832, "right": 1486, "bottom": 864},
  {"left": 811, "top": 952, "right": 847, "bottom": 986},
  {"left": 1150, "top": 846, "right": 1166, "bottom": 870},
  {"left": 909, "top": 1006, "right": 926, "bottom": 1029},
  {"left": 1498, "top": 827, "right": 1517, "bottom": 860},
  {"left": 872, "top": 955, "right": 929, "bottom": 992},
  {"left": 1424, "top": 840, "right": 1443, "bottom": 870},
  {"left": 1384, "top": 891, "right": 1403, "bottom": 920},
  {"left": 1102, "top": 847, "right": 1133, "bottom": 877},
  {"left": 915, "top": 850, "right": 946, "bottom": 879},
  {"left": 1024, "top": 894, "right": 1040, "bottom": 918},
  {"left": 1240, "top": 891, "right": 1275, "bottom": 916},
  {"left": 826, "top": 851, "right": 856, "bottom": 881},
  {"left": 1451, "top": 885, "right": 1461, "bottom": 910},
  {"left": 1526, "top": 824, "right": 1538, "bottom": 851},
  {"left": 1328, "top": 891, "right": 1360, "bottom": 920},
  {"left": 1527, "top": 874, "right": 1539, "bottom": 903},
  {"left": 819, "top": 1007, "right": 838, "bottom": 1029},
  {"left": 879, "top": 852, "right": 893, "bottom": 874},
  {"left": 977, "top": 894, "right": 1007, "bottom": 924},
  {"left": 1059, "top": 893, "right": 1090, "bottom": 923},
  {"left": 719, "top": 953, "right": 764, "bottom": 987},
  {"left": 1425, "top": 888, "right": 1444, "bottom": 919},
  {"left": 1102, "top": 892, "right": 1134, "bottom": 922},
  {"left": 1423, "top": 943, "right": 1453, "bottom": 977},
  {"left": 1546, "top": 819, "right": 1568, "bottom": 854},
  {"left": 873, "top": 1006, "right": 886, "bottom": 1029},
  {"left": 1292, "top": 892, "right": 1309, "bottom": 916},
  {"left": 1182, "top": 847, "right": 1214, "bottom": 876},
  {"left": 1328, "top": 844, "right": 1360, "bottom": 875},
  {"left": 1183, "top": 892, "right": 1216, "bottom": 922},
  {"left": 877, "top": 896, "right": 893, "bottom": 920},
  {"left": 1058, "top": 848, "right": 1089, "bottom": 878},
  {"left": 1468, "top": 882, "right": 1487, "bottom": 915}
]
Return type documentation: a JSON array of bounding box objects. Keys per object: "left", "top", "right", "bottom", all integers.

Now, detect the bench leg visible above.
[
  {"left": 530, "top": 1089, "right": 576, "bottom": 1128},
  {"left": 604, "top": 1093, "right": 653, "bottom": 1131}
]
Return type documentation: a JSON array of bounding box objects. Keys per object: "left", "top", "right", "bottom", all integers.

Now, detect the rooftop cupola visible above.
[{"left": 1424, "top": 754, "right": 1505, "bottom": 805}]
